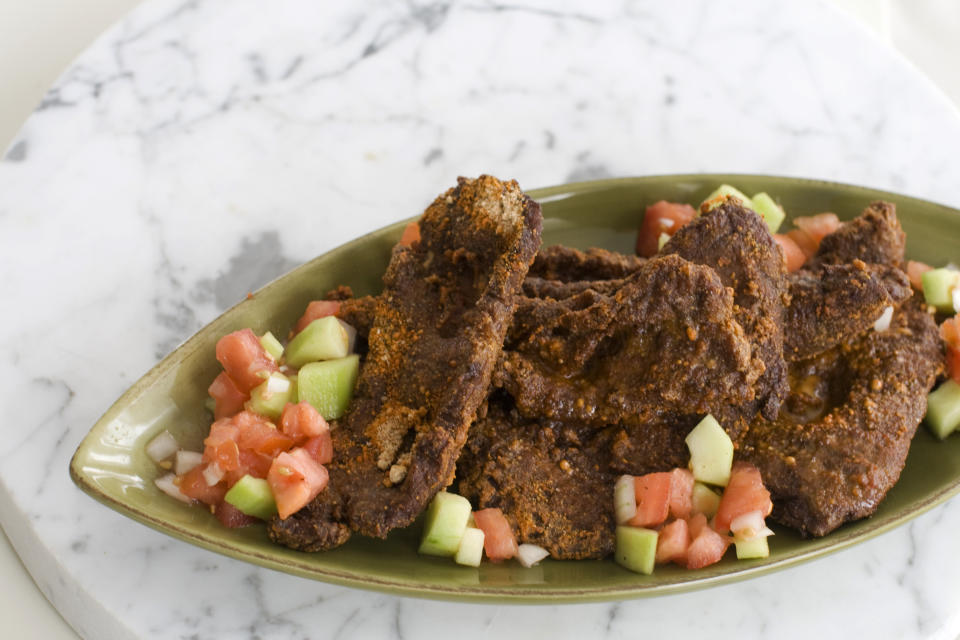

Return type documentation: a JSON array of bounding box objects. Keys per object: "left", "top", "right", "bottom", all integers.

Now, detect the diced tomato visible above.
[
  {"left": 224, "top": 448, "right": 274, "bottom": 485},
  {"left": 203, "top": 419, "right": 241, "bottom": 472},
  {"left": 302, "top": 432, "right": 334, "bottom": 465},
  {"left": 948, "top": 348, "right": 960, "bottom": 384},
  {"left": 686, "top": 512, "right": 709, "bottom": 538},
  {"left": 655, "top": 518, "right": 690, "bottom": 565},
  {"left": 907, "top": 260, "right": 933, "bottom": 291},
  {"left": 473, "top": 508, "right": 519, "bottom": 562},
  {"left": 684, "top": 526, "right": 730, "bottom": 569},
  {"left": 668, "top": 468, "right": 695, "bottom": 519},
  {"left": 214, "top": 500, "right": 259, "bottom": 528},
  {"left": 786, "top": 229, "right": 818, "bottom": 259},
  {"left": 280, "top": 402, "right": 330, "bottom": 442},
  {"left": 268, "top": 449, "right": 329, "bottom": 519},
  {"left": 208, "top": 372, "right": 248, "bottom": 420},
  {"left": 714, "top": 462, "right": 773, "bottom": 533},
  {"left": 635, "top": 201, "right": 696, "bottom": 257},
  {"left": 294, "top": 300, "right": 342, "bottom": 335},
  {"left": 233, "top": 411, "right": 294, "bottom": 457},
  {"left": 399, "top": 222, "right": 421, "bottom": 247},
  {"left": 942, "top": 319, "right": 960, "bottom": 383},
  {"left": 793, "top": 213, "right": 841, "bottom": 245},
  {"left": 177, "top": 465, "right": 228, "bottom": 506},
  {"left": 627, "top": 472, "right": 672, "bottom": 527},
  {"left": 773, "top": 234, "right": 807, "bottom": 273},
  {"left": 215, "top": 329, "right": 278, "bottom": 393}
]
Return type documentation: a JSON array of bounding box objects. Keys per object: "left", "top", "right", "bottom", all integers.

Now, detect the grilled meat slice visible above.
[
  {"left": 662, "top": 199, "right": 789, "bottom": 420},
  {"left": 738, "top": 297, "right": 944, "bottom": 536},
  {"left": 529, "top": 245, "right": 646, "bottom": 281},
  {"left": 269, "top": 175, "right": 542, "bottom": 550},
  {"left": 809, "top": 201, "right": 906, "bottom": 268}
]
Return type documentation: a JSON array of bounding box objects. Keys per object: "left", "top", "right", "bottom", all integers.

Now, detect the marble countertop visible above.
[{"left": 3, "top": 0, "right": 960, "bottom": 638}]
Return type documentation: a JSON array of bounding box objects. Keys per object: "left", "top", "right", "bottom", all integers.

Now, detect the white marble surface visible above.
[{"left": 3, "top": 0, "right": 960, "bottom": 638}]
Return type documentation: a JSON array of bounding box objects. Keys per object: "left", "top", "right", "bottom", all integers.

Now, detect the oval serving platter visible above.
[{"left": 70, "top": 174, "right": 960, "bottom": 603}]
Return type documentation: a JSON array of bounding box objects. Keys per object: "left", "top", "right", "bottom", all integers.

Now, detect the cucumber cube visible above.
[
  {"left": 297, "top": 355, "right": 360, "bottom": 420},
  {"left": 260, "top": 331, "right": 284, "bottom": 361},
  {"left": 615, "top": 526, "right": 658, "bottom": 575},
  {"left": 700, "top": 184, "right": 753, "bottom": 213},
  {"left": 419, "top": 492, "right": 473, "bottom": 557},
  {"left": 921, "top": 268, "right": 960, "bottom": 313},
  {"left": 246, "top": 372, "right": 293, "bottom": 420},
  {"left": 926, "top": 380, "right": 960, "bottom": 439},
  {"left": 455, "top": 527, "right": 486, "bottom": 567},
  {"left": 685, "top": 414, "right": 734, "bottom": 486},
  {"left": 750, "top": 192, "right": 785, "bottom": 233},
  {"left": 692, "top": 482, "right": 721, "bottom": 518},
  {"left": 224, "top": 475, "right": 277, "bottom": 520},
  {"left": 734, "top": 535, "right": 770, "bottom": 560},
  {"left": 286, "top": 316, "right": 349, "bottom": 367}
]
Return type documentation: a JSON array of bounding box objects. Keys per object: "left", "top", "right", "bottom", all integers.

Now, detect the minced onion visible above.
[
  {"left": 953, "top": 287, "right": 960, "bottom": 313},
  {"left": 265, "top": 373, "right": 291, "bottom": 396},
  {"left": 614, "top": 475, "right": 637, "bottom": 524},
  {"left": 516, "top": 543, "right": 550, "bottom": 568},
  {"left": 155, "top": 473, "right": 191, "bottom": 503},
  {"left": 174, "top": 450, "right": 203, "bottom": 475},
  {"left": 873, "top": 305, "right": 894, "bottom": 332},
  {"left": 730, "top": 510, "right": 774, "bottom": 540},
  {"left": 145, "top": 430, "right": 179, "bottom": 463},
  {"left": 339, "top": 320, "right": 358, "bottom": 354},
  {"left": 203, "top": 461, "right": 225, "bottom": 486}
]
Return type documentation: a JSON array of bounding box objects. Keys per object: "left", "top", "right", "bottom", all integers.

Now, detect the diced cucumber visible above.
[
  {"left": 286, "top": 316, "right": 349, "bottom": 367},
  {"left": 419, "top": 492, "right": 473, "bottom": 557},
  {"left": 691, "top": 482, "right": 721, "bottom": 518},
  {"left": 750, "top": 192, "right": 785, "bottom": 233},
  {"left": 224, "top": 475, "right": 277, "bottom": 520},
  {"left": 685, "top": 414, "right": 734, "bottom": 486},
  {"left": 454, "top": 527, "right": 485, "bottom": 567},
  {"left": 615, "top": 526, "right": 658, "bottom": 575},
  {"left": 298, "top": 355, "right": 360, "bottom": 420},
  {"left": 246, "top": 372, "right": 294, "bottom": 420},
  {"left": 287, "top": 373, "right": 299, "bottom": 404},
  {"left": 926, "top": 379, "right": 960, "bottom": 439},
  {"left": 734, "top": 535, "right": 770, "bottom": 560},
  {"left": 921, "top": 268, "right": 960, "bottom": 313},
  {"left": 700, "top": 184, "right": 753, "bottom": 213},
  {"left": 260, "top": 331, "right": 284, "bottom": 361}
]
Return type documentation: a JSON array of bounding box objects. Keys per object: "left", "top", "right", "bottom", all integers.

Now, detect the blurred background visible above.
[{"left": 1, "top": 0, "right": 958, "bottom": 637}]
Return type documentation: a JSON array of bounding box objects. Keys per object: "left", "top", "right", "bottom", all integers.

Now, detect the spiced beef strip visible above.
[
  {"left": 269, "top": 175, "right": 542, "bottom": 551},
  {"left": 661, "top": 199, "right": 789, "bottom": 421},
  {"left": 809, "top": 200, "right": 906, "bottom": 268},
  {"left": 738, "top": 296, "right": 944, "bottom": 536},
  {"left": 530, "top": 245, "right": 646, "bottom": 281},
  {"left": 494, "top": 253, "right": 762, "bottom": 431}
]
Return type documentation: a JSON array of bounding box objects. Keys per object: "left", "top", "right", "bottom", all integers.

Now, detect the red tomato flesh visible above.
[
  {"left": 399, "top": 222, "right": 421, "bottom": 247},
  {"left": 215, "top": 329, "right": 278, "bottom": 393},
  {"left": 907, "top": 260, "right": 933, "bottom": 291},
  {"left": 684, "top": 525, "right": 730, "bottom": 569},
  {"left": 686, "top": 512, "right": 709, "bottom": 538},
  {"left": 177, "top": 466, "right": 228, "bottom": 506},
  {"left": 302, "top": 432, "right": 334, "bottom": 465},
  {"left": 786, "top": 229, "right": 818, "bottom": 259},
  {"left": 655, "top": 518, "right": 690, "bottom": 565},
  {"left": 280, "top": 401, "right": 330, "bottom": 441},
  {"left": 214, "top": 500, "right": 259, "bottom": 528},
  {"left": 268, "top": 448, "right": 330, "bottom": 519},
  {"left": 773, "top": 234, "right": 807, "bottom": 273},
  {"left": 473, "top": 508, "right": 519, "bottom": 562},
  {"left": 208, "top": 372, "right": 248, "bottom": 420},
  {"left": 294, "top": 300, "right": 342, "bottom": 336},
  {"left": 793, "top": 212, "right": 841, "bottom": 245},
  {"left": 714, "top": 462, "right": 773, "bottom": 533},
  {"left": 635, "top": 201, "right": 696, "bottom": 257},
  {"left": 627, "top": 472, "right": 672, "bottom": 527},
  {"left": 233, "top": 411, "right": 295, "bottom": 457},
  {"left": 668, "top": 468, "right": 695, "bottom": 520}
]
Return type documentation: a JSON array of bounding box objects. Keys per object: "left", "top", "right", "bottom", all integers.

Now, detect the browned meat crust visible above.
[
  {"left": 494, "top": 254, "right": 762, "bottom": 428},
  {"left": 457, "top": 399, "right": 617, "bottom": 559},
  {"left": 784, "top": 260, "right": 912, "bottom": 361},
  {"left": 268, "top": 175, "right": 542, "bottom": 550},
  {"left": 662, "top": 199, "right": 789, "bottom": 420},
  {"left": 810, "top": 200, "right": 906, "bottom": 268},
  {"left": 738, "top": 297, "right": 944, "bottom": 536},
  {"left": 530, "top": 245, "right": 646, "bottom": 281},
  {"left": 521, "top": 276, "right": 624, "bottom": 300}
]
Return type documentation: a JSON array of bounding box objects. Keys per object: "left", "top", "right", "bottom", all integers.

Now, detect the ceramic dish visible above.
[{"left": 70, "top": 174, "right": 960, "bottom": 603}]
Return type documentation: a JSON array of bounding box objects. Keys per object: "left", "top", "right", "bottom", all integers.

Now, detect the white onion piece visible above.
[
  {"left": 517, "top": 543, "right": 550, "bottom": 568},
  {"left": 174, "top": 450, "right": 203, "bottom": 475},
  {"left": 339, "top": 319, "right": 358, "bottom": 353},
  {"left": 614, "top": 475, "right": 637, "bottom": 524},
  {"left": 873, "top": 305, "right": 894, "bottom": 332},
  {"left": 658, "top": 218, "right": 675, "bottom": 230},
  {"left": 203, "top": 461, "right": 225, "bottom": 486},
  {"left": 953, "top": 287, "right": 960, "bottom": 313},
  {"left": 730, "top": 510, "right": 774, "bottom": 539},
  {"left": 145, "top": 430, "right": 179, "bottom": 463},
  {"left": 265, "top": 373, "right": 291, "bottom": 395},
  {"left": 154, "top": 473, "right": 191, "bottom": 503}
]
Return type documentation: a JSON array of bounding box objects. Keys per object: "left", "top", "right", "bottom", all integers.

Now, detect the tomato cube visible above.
[
  {"left": 177, "top": 465, "right": 228, "bottom": 506},
  {"left": 280, "top": 401, "right": 330, "bottom": 442},
  {"left": 627, "top": 472, "right": 672, "bottom": 527},
  {"left": 294, "top": 300, "right": 342, "bottom": 336},
  {"left": 214, "top": 500, "right": 259, "bottom": 528},
  {"left": 684, "top": 526, "right": 730, "bottom": 569},
  {"left": 208, "top": 372, "right": 248, "bottom": 420},
  {"left": 668, "top": 468, "right": 695, "bottom": 519},
  {"left": 473, "top": 508, "right": 519, "bottom": 562},
  {"left": 268, "top": 449, "right": 329, "bottom": 519},
  {"left": 714, "top": 462, "right": 773, "bottom": 533},
  {"left": 773, "top": 234, "right": 807, "bottom": 273},
  {"left": 216, "top": 329, "right": 278, "bottom": 393},
  {"left": 635, "top": 201, "right": 696, "bottom": 257},
  {"left": 655, "top": 518, "right": 690, "bottom": 565}
]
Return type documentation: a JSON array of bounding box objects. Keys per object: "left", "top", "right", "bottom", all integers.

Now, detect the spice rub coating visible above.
[
  {"left": 495, "top": 254, "right": 762, "bottom": 428},
  {"left": 268, "top": 175, "right": 541, "bottom": 550},
  {"left": 530, "top": 245, "right": 646, "bottom": 282}
]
